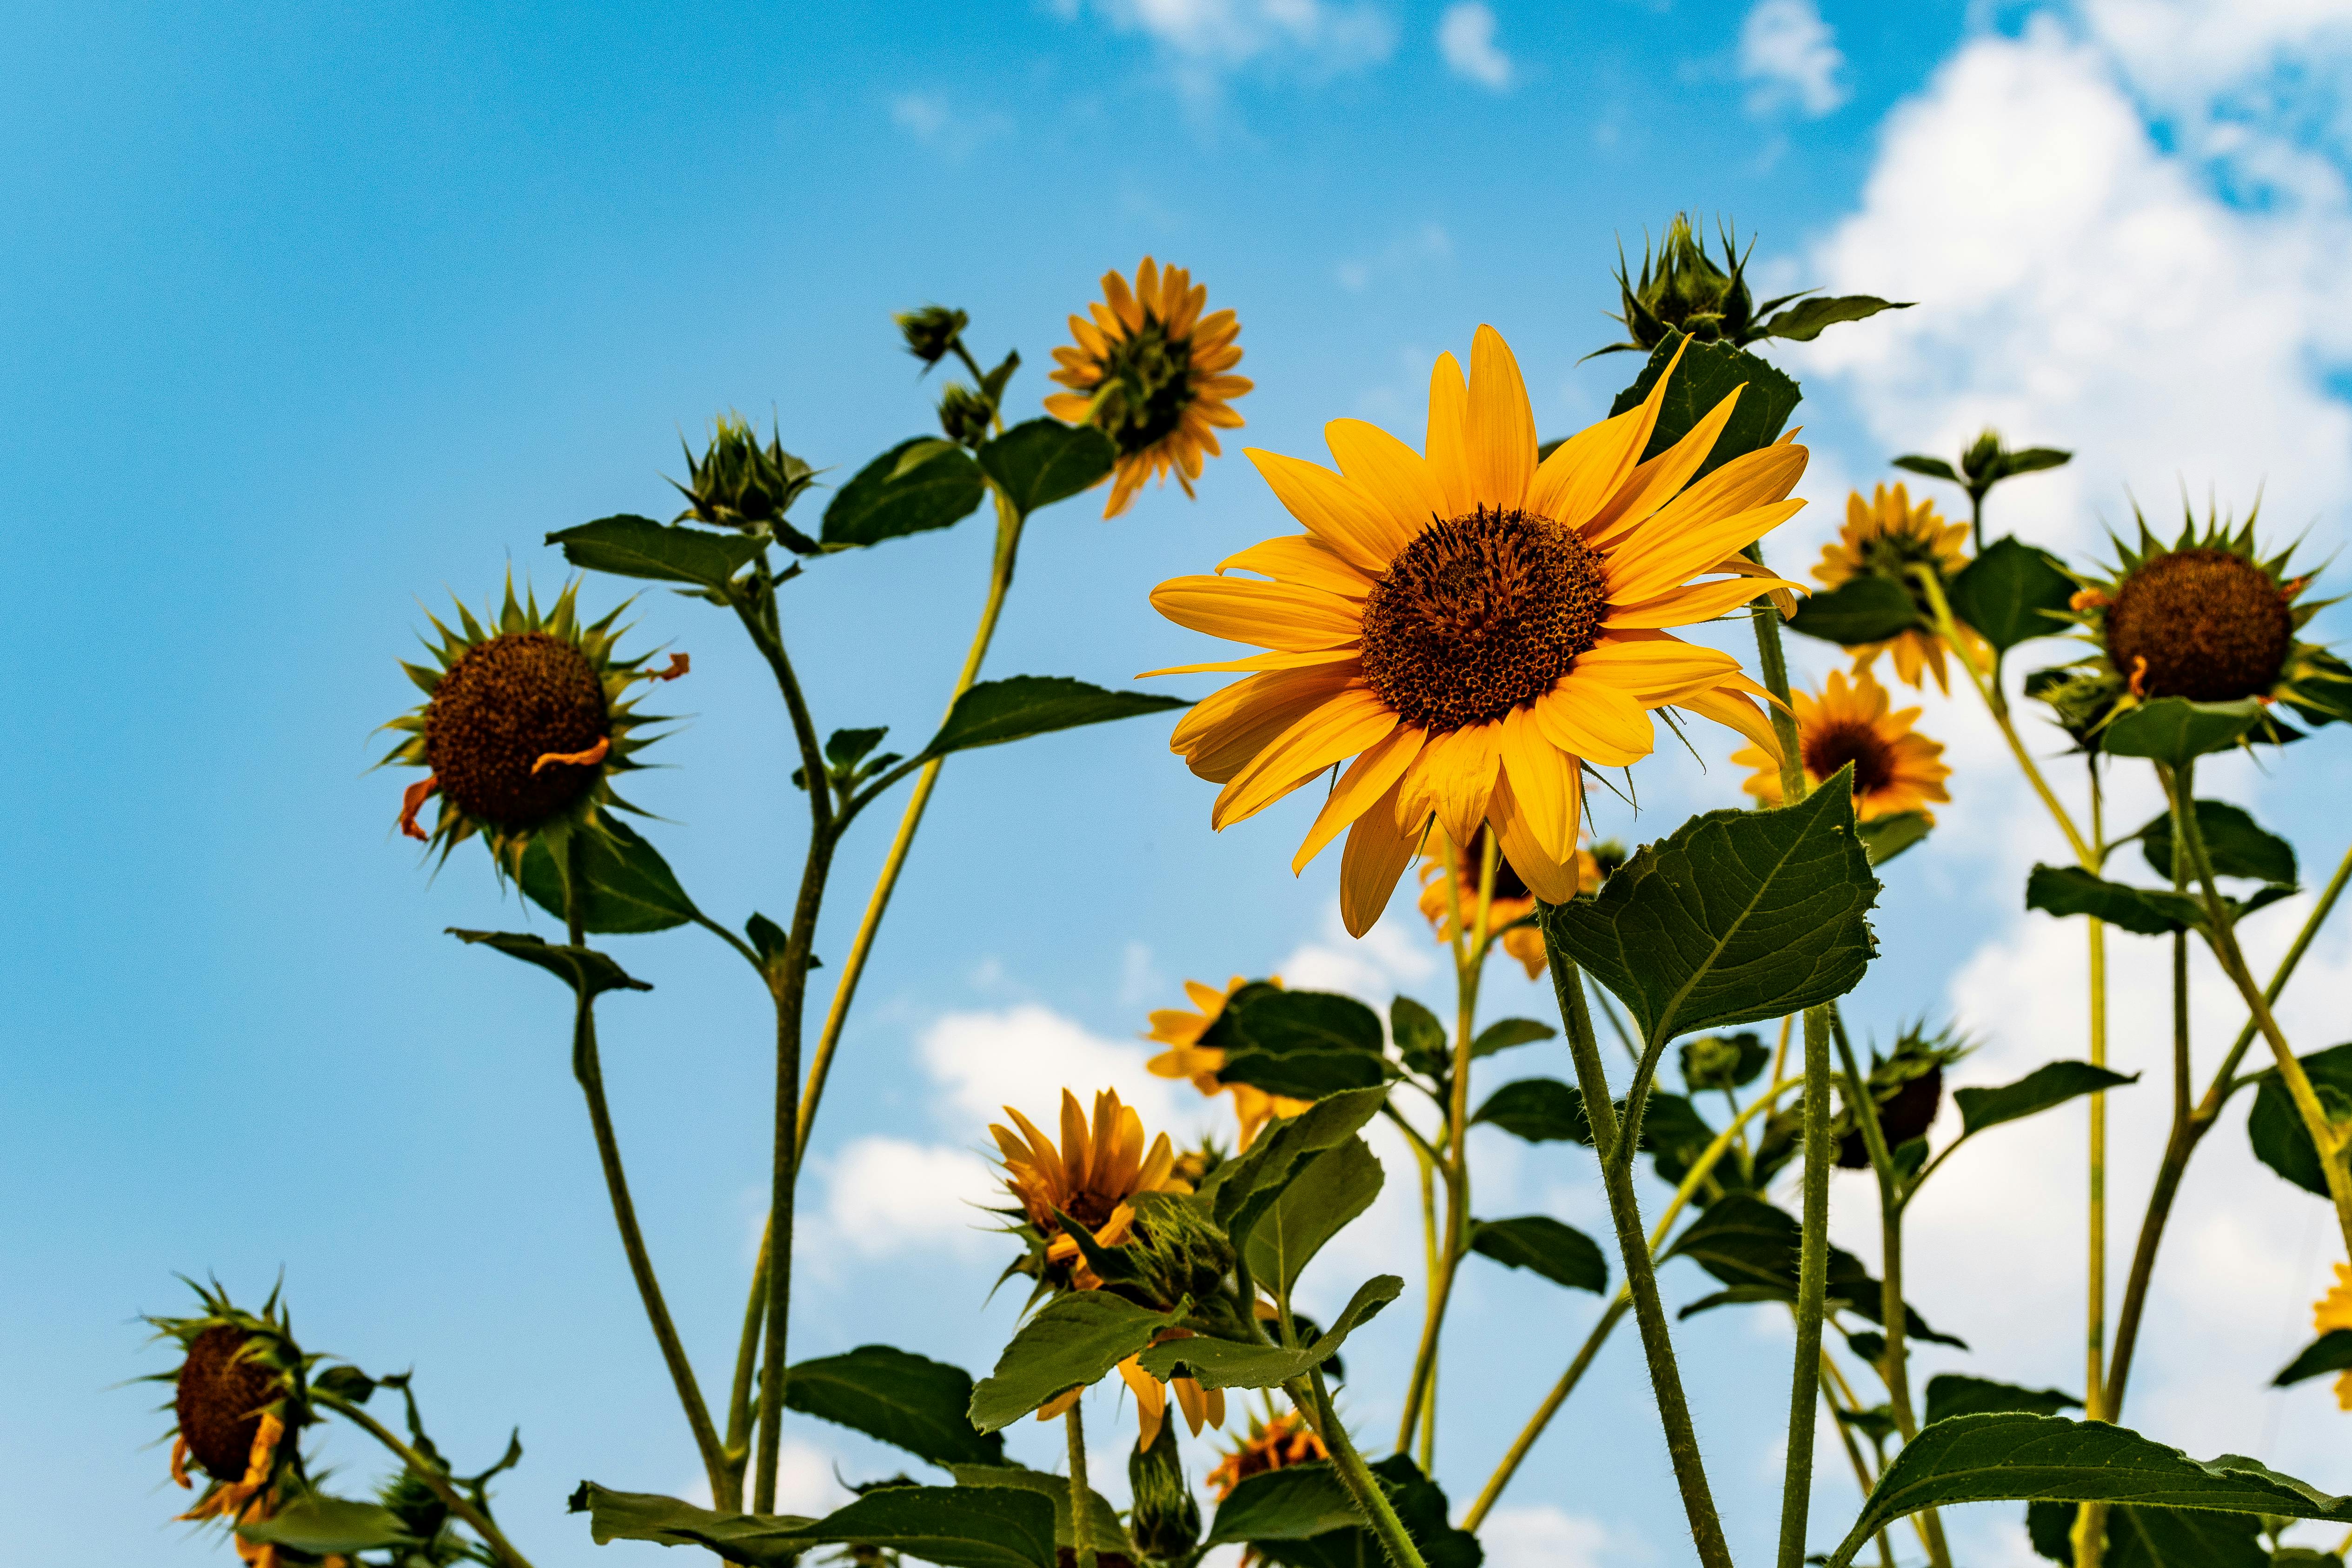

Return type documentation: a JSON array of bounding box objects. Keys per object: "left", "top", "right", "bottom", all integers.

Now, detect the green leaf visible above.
[
  {"left": 1858, "top": 811, "right": 1933, "bottom": 867},
  {"left": 2248, "top": 1043, "right": 2352, "bottom": 1197},
  {"left": 1923, "top": 1374, "right": 2080, "bottom": 1426},
  {"left": 977, "top": 419, "right": 1116, "bottom": 518},
  {"left": 1668, "top": 1194, "right": 1961, "bottom": 1346},
  {"left": 967, "top": 1292, "right": 1183, "bottom": 1433},
  {"left": 1472, "top": 1018, "right": 1556, "bottom": 1058},
  {"left": 1245, "top": 1135, "right": 1384, "bottom": 1299},
  {"left": 1786, "top": 575, "right": 1924, "bottom": 646},
  {"left": 827, "top": 727, "right": 890, "bottom": 771},
  {"left": 2274, "top": 1329, "right": 2352, "bottom": 1388},
  {"left": 517, "top": 818, "right": 700, "bottom": 935},
  {"left": 946, "top": 1464, "right": 1130, "bottom": 1557},
  {"left": 1390, "top": 996, "right": 1448, "bottom": 1078},
  {"left": 574, "top": 1482, "right": 1057, "bottom": 1568},
  {"left": 1471, "top": 1077, "right": 1591, "bottom": 1143},
  {"left": 1253, "top": 1456, "right": 1483, "bottom": 1568},
  {"left": 1760, "top": 294, "right": 1911, "bottom": 342},
  {"left": 822, "top": 437, "right": 987, "bottom": 548},
  {"left": 1605, "top": 329, "right": 1803, "bottom": 479},
  {"left": 2026, "top": 866, "right": 2206, "bottom": 936},
  {"left": 2139, "top": 800, "right": 2299, "bottom": 886},
  {"left": 1204, "top": 1462, "right": 1362, "bottom": 1547},
  {"left": 1999, "top": 448, "right": 2075, "bottom": 479},
  {"left": 1825, "top": 1413, "right": 2352, "bottom": 1568},
  {"left": 1202, "top": 1086, "right": 1389, "bottom": 1250},
  {"left": 545, "top": 514, "right": 767, "bottom": 588},
  {"left": 1892, "top": 455, "right": 1961, "bottom": 484},
  {"left": 919, "top": 675, "right": 1188, "bottom": 761},
  {"left": 1956, "top": 1061, "right": 2140, "bottom": 1138},
  {"left": 238, "top": 1496, "right": 417, "bottom": 1555},
  {"left": 1948, "top": 536, "right": 2078, "bottom": 652},
  {"left": 783, "top": 1345, "right": 1004, "bottom": 1468},
  {"left": 447, "top": 928, "right": 650, "bottom": 998},
  {"left": 1214, "top": 987, "right": 1393, "bottom": 1099},
  {"left": 2028, "top": 1504, "right": 2275, "bottom": 1568},
  {"left": 1138, "top": 1276, "right": 1402, "bottom": 1390},
  {"left": 1545, "top": 774, "right": 1880, "bottom": 1047},
  {"left": 1467, "top": 1216, "right": 1608, "bottom": 1293},
  {"left": 2102, "top": 698, "right": 2266, "bottom": 765},
  {"left": 310, "top": 1364, "right": 376, "bottom": 1404}
]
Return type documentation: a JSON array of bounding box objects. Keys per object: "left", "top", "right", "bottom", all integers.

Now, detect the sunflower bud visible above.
[
  {"left": 895, "top": 305, "right": 969, "bottom": 369},
  {"left": 1960, "top": 428, "right": 2004, "bottom": 485},
  {"left": 1835, "top": 1025, "right": 1969, "bottom": 1169},
  {"left": 673, "top": 415, "right": 817, "bottom": 532},
  {"left": 1127, "top": 1191, "right": 1236, "bottom": 1310},
  {"left": 937, "top": 383, "right": 995, "bottom": 447},
  {"left": 1680, "top": 1031, "right": 1764, "bottom": 1093},
  {"left": 1127, "top": 1412, "right": 1202, "bottom": 1562},
  {"left": 1610, "top": 214, "right": 1756, "bottom": 352}
]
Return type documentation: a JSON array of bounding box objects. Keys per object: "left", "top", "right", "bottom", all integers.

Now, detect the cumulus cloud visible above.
[
  {"left": 1477, "top": 1504, "right": 1627, "bottom": 1568},
  {"left": 1277, "top": 897, "right": 1441, "bottom": 997},
  {"left": 886, "top": 93, "right": 1010, "bottom": 157},
  {"left": 822, "top": 1136, "right": 1000, "bottom": 1258},
  {"left": 1737, "top": 0, "right": 1848, "bottom": 118},
  {"left": 919, "top": 1003, "right": 1180, "bottom": 1130},
  {"left": 1064, "top": 0, "right": 1396, "bottom": 93},
  {"left": 1437, "top": 2, "right": 1511, "bottom": 91}
]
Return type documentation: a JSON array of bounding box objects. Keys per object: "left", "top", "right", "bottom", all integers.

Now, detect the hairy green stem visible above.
[
  {"left": 1288, "top": 1368, "right": 1429, "bottom": 1568},
  {"left": 318, "top": 1391, "right": 537, "bottom": 1568},
  {"left": 1066, "top": 1402, "right": 1095, "bottom": 1568}
]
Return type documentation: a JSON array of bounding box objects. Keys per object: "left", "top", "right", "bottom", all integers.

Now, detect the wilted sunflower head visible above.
[
  {"left": 2034, "top": 501, "right": 2352, "bottom": 749},
  {"left": 1834, "top": 1022, "right": 1970, "bottom": 1169},
  {"left": 1814, "top": 483, "right": 1982, "bottom": 692},
  {"left": 147, "top": 1280, "right": 314, "bottom": 1532},
  {"left": 671, "top": 413, "right": 816, "bottom": 532},
  {"left": 1733, "top": 668, "right": 1951, "bottom": 823},
  {"left": 380, "top": 578, "right": 684, "bottom": 872},
  {"left": 989, "top": 1088, "right": 1193, "bottom": 1292},
  {"left": 1045, "top": 258, "right": 1250, "bottom": 518}
]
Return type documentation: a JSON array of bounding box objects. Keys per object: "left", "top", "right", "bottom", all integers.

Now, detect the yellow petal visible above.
[
  {"left": 1212, "top": 687, "right": 1399, "bottom": 829},
  {"left": 1293, "top": 723, "right": 1426, "bottom": 873},
  {"left": 1339, "top": 775, "right": 1421, "bottom": 937},
  {"left": 1004, "top": 1107, "right": 1067, "bottom": 1193},
  {"left": 1038, "top": 1386, "right": 1083, "bottom": 1422},
  {"left": 1573, "top": 631, "right": 1742, "bottom": 704},
  {"left": 1061, "top": 1090, "right": 1092, "bottom": 1191},
  {"left": 1139, "top": 647, "right": 1361, "bottom": 678},
  {"left": 1247, "top": 448, "right": 1415, "bottom": 572},
  {"left": 1604, "top": 572, "right": 1803, "bottom": 630},
  {"left": 1676, "top": 683, "right": 1784, "bottom": 764},
  {"left": 1425, "top": 724, "right": 1503, "bottom": 852},
  {"left": 1325, "top": 419, "right": 1448, "bottom": 542},
  {"left": 1496, "top": 706, "right": 1583, "bottom": 881},
  {"left": 1424, "top": 352, "right": 1473, "bottom": 518},
  {"left": 1605, "top": 497, "right": 1807, "bottom": 606},
  {"left": 1172, "top": 665, "right": 1364, "bottom": 784},
  {"left": 1487, "top": 762, "right": 1584, "bottom": 905},
  {"left": 1533, "top": 674, "right": 1654, "bottom": 766},
  {"left": 1582, "top": 383, "right": 1747, "bottom": 551},
  {"left": 1528, "top": 338, "right": 1688, "bottom": 529},
  {"left": 1218, "top": 535, "right": 1375, "bottom": 599},
  {"left": 1463, "top": 326, "right": 1535, "bottom": 512},
  {"left": 1151, "top": 576, "right": 1364, "bottom": 651}
]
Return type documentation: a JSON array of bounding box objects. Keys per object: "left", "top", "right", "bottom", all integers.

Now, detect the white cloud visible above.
[
  {"left": 1737, "top": 0, "right": 1849, "bottom": 117},
  {"left": 887, "top": 93, "right": 1010, "bottom": 158},
  {"left": 1477, "top": 1504, "right": 1635, "bottom": 1568},
  {"left": 1276, "top": 897, "right": 1441, "bottom": 996},
  {"left": 683, "top": 1439, "right": 849, "bottom": 1515},
  {"left": 822, "top": 1136, "right": 1001, "bottom": 1258},
  {"left": 919, "top": 1003, "right": 1179, "bottom": 1130},
  {"left": 1065, "top": 0, "right": 1396, "bottom": 93},
  {"left": 1437, "top": 2, "right": 1512, "bottom": 90}
]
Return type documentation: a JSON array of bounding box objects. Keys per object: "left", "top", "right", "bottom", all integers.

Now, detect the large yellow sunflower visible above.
[
  {"left": 1814, "top": 483, "right": 1986, "bottom": 692},
  {"left": 2315, "top": 1264, "right": 2352, "bottom": 1411},
  {"left": 1149, "top": 326, "right": 1802, "bottom": 936},
  {"left": 1416, "top": 824, "right": 1600, "bottom": 980},
  {"left": 1045, "top": 258, "right": 1249, "bottom": 518},
  {"left": 1733, "top": 668, "right": 1951, "bottom": 822},
  {"left": 1145, "top": 977, "right": 1309, "bottom": 1149}
]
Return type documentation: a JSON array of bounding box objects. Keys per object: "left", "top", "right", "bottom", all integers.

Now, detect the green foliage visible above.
[
  {"left": 572, "top": 1482, "right": 1058, "bottom": 1568},
  {"left": 1760, "top": 293, "right": 1911, "bottom": 342},
  {"left": 823, "top": 438, "right": 988, "bottom": 548},
  {"left": 2101, "top": 697, "right": 2267, "bottom": 765},
  {"left": 2026, "top": 866, "right": 2207, "bottom": 936},
  {"left": 947, "top": 1464, "right": 1131, "bottom": 1558},
  {"left": 1390, "top": 995, "right": 1448, "bottom": 1077},
  {"left": 1948, "top": 536, "right": 2077, "bottom": 652},
  {"left": 1204, "top": 1462, "right": 1362, "bottom": 1547},
  {"left": 1245, "top": 1135, "right": 1384, "bottom": 1299},
  {"left": 2139, "top": 800, "right": 2298, "bottom": 886},
  {"left": 1680, "top": 1030, "right": 1769, "bottom": 1092},
  {"left": 1955, "top": 1061, "right": 2139, "bottom": 1139},
  {"left": 517, "top": 817, "right": 700, "bottom": 935},
  {"left": 1246, "top": 1455, "right": 1483, "bottom": 1568},
  {"left": 1787, "top": 575, "right": 1922, "bottom": 646},
  {"left": 670, "top": 416, "right": 820, "bottom": 542},
  {"left": 2272, "top": 1329, "right": 2352, "bottom": 1388},
  {"left": 2248, "top": 1043, "right": 2352, "bottom": 1196},
  {"left": 1200, "top": 1087, "right": 1388, "bottom": 1252},
  {"left": 1826, "top": 1413, "right": 2352, "bottom": 1568},
  {"left": 1546, "top": 772, "right": 1880, "bottom": 1046},
  {"left": 1603, "top": 329, "right": 1802, "bottom": 478},
  {"left": 781, "top": 1345, "right": 1004, "bottom": 1468},
  {"left": 1466, "top": 1216, "right": 1608, "bottom": 1293},
  {"left": 1471, "top": 1077, "right": 1591, "bottom": 1143},
  {"left": 546, "top": 514, "right": 770, "bottom": 588},
  {"left": 2026, "top": 1503, "right": 2272, "bottom": 1568},
  {"left": 238, "top": 1495, "right": 419, "bottom": 1555},
  {"left": 1137, "top": 1275, "right": 1402, "bottom": 1389},
  {"left": 446, "top": 928, "right": 650, "bottom": 998},
  {"left": 966, "top": 1292, "right": 1183, "bottom": 1433},
  {"left": 1205, "top": 985, "right": 1394, "bottom": 1099},
  {"left": 976, "top": 419, "right": 1117, "bottom": 517},
  {"left": 918, "top": 676, "right": 1188, "bottom": 762},
  {"left": 1858, "top": 810, "right": 1933, "bottom": 867},
  {"left": 1923, "top": 1374, "right": 2080, "bottom": 1426},
  {"left": 1667, "top": 1194, "right": 1963, "bottom": 1345},
  {"left": 1471, "top": 1018, "right": 1556, "bottom": 1057}
]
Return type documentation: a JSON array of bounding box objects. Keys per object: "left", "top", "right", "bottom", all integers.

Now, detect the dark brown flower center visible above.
[
  {"left": 425, "top": 631, "right": 610, "bottom": 828},
  {"left": 1361, "top": 508, "right": 1608, "bottom": 732},
  {"left": 2105, "top": 547, "right": 2291, "bottom": 701},
  {"left": 1803, "top": 719, "right": 1897, "bottom": 799},
  {"left": 176, "top": 1326, "right": 277, "bottom": 1480}
]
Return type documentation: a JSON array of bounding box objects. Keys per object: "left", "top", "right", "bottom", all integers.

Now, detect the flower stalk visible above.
[
  {"left": 1288, "top": 1368, "right": 1430, "bottom": 1568},
  {"left": 315, "top": 1389, "right": 537, "bottom": 1568}
]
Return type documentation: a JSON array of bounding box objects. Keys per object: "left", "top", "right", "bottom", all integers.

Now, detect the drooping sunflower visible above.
[
  {"left": 1149, "top": 326, "right": 1803, "bottom": 936},
  {"left": 2033, "top": 503, "right": 2352, "bottom": 747},
  {"left": 1145, "top": 977, "right": 1310, "bottom": 1149},
  {"left": 147, "top": 1282, "right": 317, "bottom": 1568},
  {"left": 990, "top": 1089, "right": 1229, "bottom": 1448},
  {"left": 1733, "top": 668, "right": 1951, "bottom": 822},
  {"left": 1206, "top": 1406, "right": 1328, "bottom": 1500},
  {"left": 1813, "top": 483, "right": 1987, "bottom": 693},
  {"left": 2313, "top": 1264, "right": 2352, "bottom": 1411},
  {"left": 1045, "top": 258, "right": 1249, "bottom": 519},
  {"left": 1416, "top": 824, "right": 1600, "bottom": 979},
  {"left": 380, "top": 579, "right": 686, "bottom": 870}
]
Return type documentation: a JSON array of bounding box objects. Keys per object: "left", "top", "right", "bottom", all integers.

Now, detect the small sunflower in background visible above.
[
  {"left": 1144, "top": 977, "right": 1309, "bottom": 1149},
  {"left": 380, "top": 579, "right": 685, "bottom": 870},
  {"left": 2312, "top": 1264, "right": 2352, "bottom": 1411},
  {"left": 147, "top": 1282, "right": 316, "bottom": 1568},
  {"left": 2037, "top": 504, "right": 2352, "bottom": 745},
  {"left": 1415, "top": 824, "right": 1599, "bottom": 979},
  {"left": 1734, "top": 668, "right": 1951, "bottom": 822},
  {"left": 1814, "top": 483, "right": 1988, "bottom": 693},
  {"left": 1206, "top": 1406, "right": 1328, "bottom": 1499},
  {"left": 1150, "top": 326, "right": 1803, "bottom": 936},
  {"left": 1046, "top": 258, "right": 1249, "bottom": 518}
]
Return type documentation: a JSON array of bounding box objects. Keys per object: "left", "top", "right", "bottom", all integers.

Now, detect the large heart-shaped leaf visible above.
[
  {"left": 517, "top": 817, "right": 700, "bottom": 935},
  {"left": 1210, "top": 987, "right": 1393, "bottom": 1099},
  {"left": 1201, "top": 1087, "right": 1388, "bottom": 1251},
  {"left": 1787, "top": 575, "right": 1922, "bottom": 647},
  {"left": 1467, "top": 1216, "right": 1608, "bottom": 1293},
  {"left": 574, "top": 1482, "right": 1057, "bottom": 1568},
  {"left": 947, "top": 1464, "right": 1131, "bottom": 1556},
  {"left": 1249, "top": 1455, "right": 1483, "bottom": 1568},
  {"left": 448, "top": 928, "right": 650, "bottom": 998},
  {"left": 967, "top": 1292, "right": 1183, "bottom": 1433},
  {"left": 1204, "top": 1462, "right": 1362, "bottom": 1546},
  {"left": 1136, "top": 1275, "right": 1402, "bottom": 1390},
  {"left": 977, "top": 419, "right": 1116, "bottom": 518},
  {"left": 2138, "top": 799, "right": 2298, "bottom": 886},
  {"left": 2100, "top": 698, "right": 2265, "bottom": 765},
  {"left": 1947, "top": 536, "right": 2076, "bottom": 652},
  {"left": 1922, "top": 1374, "right": 2080, "bottom": 1426},
  {"left": 1955, "top": 1062, "right": 2139, "bottom": 1139},
  {"left": 919, "top": 676, "right": 1188, "bottom": 761},
  {"left": 238, "top": 1496, "right": 417, "bottom": 1555},
  {"left": 784, "top": 1344, "right": 1003, "bottom": 1468},
  {"left": 823, "top": 438, "right": 987, "bottom": 548},
  {"left": 1245, "top": 1135, "right": 1383, "bottom": 1299},
  {"left": 2025, "top": 866, "right": 2204, "bottom": 936},
  {"left": 2247, "top": 1042, "right": 2352, "bottom": 1196},
  {"left": 1605, "top": 330, "right": 1801, "bottom": 479},
  {"left": 1470, "top": 1077, "right": 1592, "bottom": 1143}
]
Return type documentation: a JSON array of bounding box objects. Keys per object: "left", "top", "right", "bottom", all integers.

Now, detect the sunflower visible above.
[
  {"left": 1045, "top": 258, "right": 1249, "bottom": 518},
  {"left": 1205, "top": 1408, "right": 1327, "bottom": 1500},
  {"left": 2314, "top": 1264, "right": 2352, "bottom": 1411},
  {"left": 2033, "top": 503, "right": 2352, "bottom": 747},
  {"left": 1145, "top": 978, "right": 1310, "bottom": 1149},
  {"left": 1148, "top": 326, "right": 1803, "bottom": 937},
  {"left": 380, "top": 578, "right": 686, "bottom": 871},
  {"left": 1733, "top": 668, "right": 1950, "bottom": 822},
  {"left": 1813, "top": 483, "right": 1987, "bottom": 693},
  {"left": 1416, "top": 824, "right": 1600, "bottom": 980},
  {"left": 147, "top": 1282, "right": 317, "bottom": 1568}
]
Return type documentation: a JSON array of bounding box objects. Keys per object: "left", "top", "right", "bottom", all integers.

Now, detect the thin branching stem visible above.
[{"left": 318, "top": 1391, "right": 537, "bottom": 1568}]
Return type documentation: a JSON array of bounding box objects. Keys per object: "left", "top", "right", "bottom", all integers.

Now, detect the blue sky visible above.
[{"left": 13, "top": 2, "right": 2352, "bottom": 1565}]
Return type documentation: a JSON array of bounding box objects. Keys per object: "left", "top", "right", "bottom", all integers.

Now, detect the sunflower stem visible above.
[
  {"left": 2079, "top": 769, "right": 2113, "bottom": 1568},
  {"left": 1541, "top": 924, "right": 1735, "bottom": 1568},
  {"left": 720, "top": 1220, "right": 771, "bottom": 1500},
  {"left": 1065, "top": 1402, "right": 1096, "bottom": 1568},
  {"left": 1287, "top": 1368, "right": 1430, "bottom": 1568},
  {"left": 559, "top": 833, "right": 728, "bottom": 1502},
  {"left": 317, "top": 1390, "right": 536, "bottom": 1568}
]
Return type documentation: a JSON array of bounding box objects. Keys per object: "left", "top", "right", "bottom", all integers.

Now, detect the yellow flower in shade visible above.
[
  {"left": 1733, "top": 668, "right": 1952, "bottom": 822},
  {"left": 1416, "top": 824, "right": 1599, "bottom": 980},
  {"left": 2315, "top": 1264, "right": 2352, "bottom": 1411},
  {"left": 1046, "top": 258, "right": 1250, "bottom": 518},
  {"left": 1814, "top": 483, "right": 1986, "bottom": 693},
  {"left": 1145, "top": 977, "right": 1310, "bottom": 1149},
  {"left": 1149, "top": 326, "right": 1804, "bottom": 936},
  {"left": 1206, "top": 1408, "right": 1328, "bottom": 1500}
]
